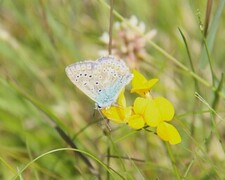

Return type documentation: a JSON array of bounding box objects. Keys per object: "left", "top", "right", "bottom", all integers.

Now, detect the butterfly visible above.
[{"left": 65, "top": 56, "right": 133, "bottom": 108}]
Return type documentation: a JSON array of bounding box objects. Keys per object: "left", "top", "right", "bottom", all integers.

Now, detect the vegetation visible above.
[{"left": 0, "top": 0, "right": 225, "bottom": 179}]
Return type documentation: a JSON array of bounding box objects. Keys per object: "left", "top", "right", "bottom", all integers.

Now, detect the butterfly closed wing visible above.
[{"left": 65, "top": 56, "right": 133, "bottom": 108}]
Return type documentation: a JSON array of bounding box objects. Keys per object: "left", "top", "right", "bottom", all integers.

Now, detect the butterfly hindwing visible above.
[{"left": 96, "top": 73, "right": 133, "bottom": 107}]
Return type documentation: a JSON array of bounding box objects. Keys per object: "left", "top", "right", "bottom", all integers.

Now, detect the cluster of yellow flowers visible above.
[{"left": 102, "top": 70, "right": 181, "bottom": 145}]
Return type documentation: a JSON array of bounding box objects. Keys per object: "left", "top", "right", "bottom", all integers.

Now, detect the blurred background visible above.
[{"left": 0, "top": 0, "right": 225, "bottom": 179}]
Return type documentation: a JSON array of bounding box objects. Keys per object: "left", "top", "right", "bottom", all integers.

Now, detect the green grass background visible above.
[{"left": 0, "top": 0, "right": 225, "bottom": 179}]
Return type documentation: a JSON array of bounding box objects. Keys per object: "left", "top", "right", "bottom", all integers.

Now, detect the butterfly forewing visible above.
[{"left": 65, "top": 60, "right": 100, "bottom": 102}]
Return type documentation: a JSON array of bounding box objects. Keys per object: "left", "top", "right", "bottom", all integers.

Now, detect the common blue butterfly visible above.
[{"left": 65, "top": 56, "right": 133, "bottom": 108}]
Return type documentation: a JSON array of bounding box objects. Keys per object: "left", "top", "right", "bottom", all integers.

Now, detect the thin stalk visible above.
[
  {"left": 204, "top": 0, "right": 213, "bottom": 37},
  {"left": 165, "top": 143, "right": 181, "bottom": 180},
  {"left": 212, "top": 73, "right": 224, "bottom": 110},
  {"left": 108, "top": 0, "right": 114, "bottom": 55},
  {"left": 178, "top": 28, "right": 200, "bottom": 92}
]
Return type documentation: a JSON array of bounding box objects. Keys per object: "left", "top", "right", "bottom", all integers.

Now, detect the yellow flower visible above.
[
  {"left": 127, "top": 97, "right": 147, "bottom": 129},
  {"left": 127, "top": 95, "right": 181, "bottom": 144},
  {"left": 144, "top": 97, "right": 181, "bottom": 144},
  {"left": 101, "top": 89, "right": 132, "bottom": 123},
  {"left": 131, "top": 70, "right": 158, "bottom": 97}
]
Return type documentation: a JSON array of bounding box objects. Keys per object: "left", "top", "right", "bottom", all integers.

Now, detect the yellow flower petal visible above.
[
  {"left": 154, "top": 97, "right": 174, "bottom": 122},
  {"left": 101, "top": 106, "right": 132, "bottom": 123},
  {"left": 131, "top": 70, "right": 158, "bottom": 97},
  {"left": 133, "top": 97, "right": 149, "bottom": 114},
  {"left": 117, "top": 88, "right": 126, "bottom": 107},
  {"left": 127, "top": 114, "right": 145, "bottom": 129},
  {"left": 157, "top": 122, "right": 181, "bottom": 145},
  {"left": 145, "top": 79, "right": 159, "bottom": 88},
  {"left": 144, "top": 99, "right": 161, "bottom": 127},
  {"left": 131, "top": 69, "right": 147, "bottom": 88}
]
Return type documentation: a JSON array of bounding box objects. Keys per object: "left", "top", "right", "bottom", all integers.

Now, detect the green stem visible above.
[{"left": 165, "top": 143, "right": 181, "bottom": 180}]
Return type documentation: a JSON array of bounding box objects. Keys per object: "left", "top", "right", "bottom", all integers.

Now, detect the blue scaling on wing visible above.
[{"left": 95, "top": 74, "right": 133, "bottom": 108}]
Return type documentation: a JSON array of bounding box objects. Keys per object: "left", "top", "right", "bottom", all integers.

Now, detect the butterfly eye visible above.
[{"left": 97, "top": 105, "right": 102, "bottom": 108}]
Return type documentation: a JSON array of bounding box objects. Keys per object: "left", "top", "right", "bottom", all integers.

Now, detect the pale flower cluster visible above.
[{"left": 99, "top": 15, "right": 156, "bottom": 68}]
